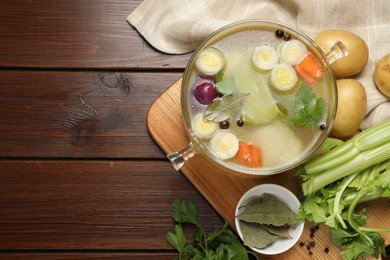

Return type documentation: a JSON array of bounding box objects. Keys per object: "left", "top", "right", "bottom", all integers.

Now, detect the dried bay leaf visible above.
[
  {"left": 239, "top": 220, "right": 279, "bottom": 249},
  {"left": 204, "top": 93, "right": 248, "bottom": 122},
  {"left": 261, "top": 224, "right": 292, "bottom": 239},
  {"left": 236, "top": 193, "right": 299, "bottom": 226}
]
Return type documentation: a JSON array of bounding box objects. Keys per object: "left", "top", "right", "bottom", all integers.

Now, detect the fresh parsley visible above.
[
  {"left": 291, "top": 83, "right": 326, "bottom": 131},
  {"left": 166, "top": 198, "right": 256, "bottom": 260}
]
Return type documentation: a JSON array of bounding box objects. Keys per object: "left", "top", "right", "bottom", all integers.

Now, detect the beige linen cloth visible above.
[{"left": 127, "top": 0, "right": 390, "bottom": 129}]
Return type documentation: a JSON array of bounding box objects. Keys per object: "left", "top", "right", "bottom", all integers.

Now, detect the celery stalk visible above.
[
  {"left": 304, "top": 119, "right": 390, "bottom": 175},
  {"left": 302, "top": 141, "right": 390, "bottom": 195}
]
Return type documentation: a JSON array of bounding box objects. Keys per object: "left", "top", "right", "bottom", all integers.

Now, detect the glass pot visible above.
[{"left": 168, "top": 20, "right": 347, "bottom": 176}]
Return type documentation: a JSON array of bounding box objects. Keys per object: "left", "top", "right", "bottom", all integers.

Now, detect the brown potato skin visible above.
[
  {"left": 315, "top": 29, "right": 369, "bottom": 77},
  {"left": 374, "top": 53, "right": 390, "bottom": 98},
  {"left": 331, "top": 79, "right": 367, "bottom": 138}
]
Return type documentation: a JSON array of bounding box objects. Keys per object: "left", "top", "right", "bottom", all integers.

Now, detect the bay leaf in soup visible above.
[
  {"left": 204, "top": 93, "right": 248, "bottom": 122},
  {"left": 240, "top": 220, "right": 279, "bottom": 249}
]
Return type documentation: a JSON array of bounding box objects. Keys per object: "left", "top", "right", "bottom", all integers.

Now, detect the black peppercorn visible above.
[
  {"left": 283, "top": 33, "right": 291, "bottom": 41},
  {"left": 219, "top": 120, "right": 230, "bottom": 129},
  {"left": 275, "top": 29, "right": 284, "bottom": 38}
]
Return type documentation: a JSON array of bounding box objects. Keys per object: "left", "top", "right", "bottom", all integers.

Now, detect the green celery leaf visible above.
[
  {"left": 330, "top": 228, "right": 359, "bottom": 246},
  {"left": 172, "top": 198, "right": 198, "bottom": 225},
  {"left": 341, "top": 240, "right": 374, "bottom": 260},
  {"left": 298, "top": 195, "right": 329, "bottom": 224},
  {"left": 292, "top": 83, "right": 326, "bottom": 131},
  {"left": 373, "top": 169, "right": 390, "bottom": 190}
]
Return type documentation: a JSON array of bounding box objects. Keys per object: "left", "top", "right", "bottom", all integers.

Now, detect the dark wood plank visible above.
[
  {"left": 0, "top": 160, "right": 224, "bottom": 250},
  {"left": 0, "top": 0, "right": 192, "bottom": 69},
  {"left": 0, "top": 253, "right": 176, "bottom": 260},
  {"left": 0, "top": 71, "right": 183, "bottom": 158}
]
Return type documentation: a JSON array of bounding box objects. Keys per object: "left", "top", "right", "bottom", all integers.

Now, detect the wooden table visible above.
[
  {"left": 0, "top": 1, "right": 226, "bottom": 258},
  {"left": 2, "top": 1, "right": 389, "bottom": 260}
]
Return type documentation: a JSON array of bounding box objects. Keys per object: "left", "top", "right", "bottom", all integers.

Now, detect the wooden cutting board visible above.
[{"left": 147, "top": 78, "right": 390, "bottom": 259}]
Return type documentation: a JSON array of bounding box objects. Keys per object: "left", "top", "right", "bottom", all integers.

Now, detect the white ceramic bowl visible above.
[{"left": 235, "top": 184, "right": 304, "bottom": 255}]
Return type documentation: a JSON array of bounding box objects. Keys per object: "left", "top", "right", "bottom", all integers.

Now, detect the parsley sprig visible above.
[
  {"left": 166, "top": 198, "right": 256, "bottom": 260},
  {"left": 292, "top": 83, "right": 326, "bottom": 131}
]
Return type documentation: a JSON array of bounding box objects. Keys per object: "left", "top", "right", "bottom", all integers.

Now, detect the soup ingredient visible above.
[
  {"left": 301, "top": 118, "right": 390, "bottom": 195},
  {"left": 374, "top": 53, "right": 390, "bottom": 98},
  {"left": 298, "top": 135, "right": 390, "bottom": 260},
  {"left": 275, "top": 29, "right": 284, "bottom": 38},
  {"left": 236, "top": 141, "right": 262, "bottom": 168},
  {"left": 239, "top": 221, "right": 279, "bottom": 249},
  {"left": 295, "top": 53, "right": 324, "bottom": 85},
  {"left": 315, "top": 29, "right": 369, "bottom": 77},
  {"left": 292, "top": 83, "right": 326, "bottom": 131},
  {"left": 270, "top": 63, "right": 298, "bottom": 91},
  {"left": 219, "top": 120, "right": 229, "bottom": 129},
  {"left": 331, "top": 79, "right": 367, "bottom": 138},
  {"left": 215, "top": 71, "right": 236, "bottom": 95},
  {"left": 251, "top": 45, "right": 279, "bottom": 71},
  {"left": 191, "top": 113, "right": 219, "bottom": 139},
  {"left": 233, "top": 50, "right": 281, "bottom": 125},
  {"left": 209, "top": 131, "right": 239, "bottom": 160},
  {"left": 195, "top": 47, "right": 225, "bottom": 76},
  {"left": 279, "top": 39, "right": 307, "bottom": 65},
  {"left": 237, "top": 193, "right": 299, "bottom": 249},
  {"left": 250, "top": 122, "right": 303, "bottom": 167},
  {"left": 167, "top": 198, "right": 253, "bottom": 260},
  {"left": 193, "top": 79, "right": 218, "bottom": 105},
  {"left": 204, "top": 93, "right": 248, "bottom": 122}
]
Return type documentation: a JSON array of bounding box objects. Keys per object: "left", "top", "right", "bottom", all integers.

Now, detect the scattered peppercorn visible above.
[
  {"left": 315, "top": 225, "right": 320, "bottom": 230},
  {"left": 275, "top": 29, "right": 284, "bottom": 38},
  {"left": 219, "top": 120, "right": 229, "bottom": 129},
  {"left": 237, "top": 119, "right": 244, "bottom": 127},
  {"left": 306, "top": 245, "right": 311, "bottom": 251},
  {"left": 319, "top": 123, "right": 326, "bottom": 130},
  {"left": 310, "top": 241, "right": 316, "bottom": 248},
  {"left": 283, "top": 33, "right": 291, "bottom": 41},
  {"left": 310, "top": 233, "right": 315, "bottom": 239},
  {"left": 309, "top": 251, "right": 313, "bottom": 256},
  {"left": 324, "top": 247, "right": 330, "bottom": 254},
  {"left": 299, "top": 241, "right": 305, "bottom": 247}
]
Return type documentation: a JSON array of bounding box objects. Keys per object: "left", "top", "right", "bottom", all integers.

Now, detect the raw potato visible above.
[
  {"left": 374, "top": 53, "right": 390, "bottom": 98},
  {"left": 331, "top": 79, "right": 367, "bottom": 138},
  {"left": 315, "top": 29, "right": 369, "bottom": 77}
]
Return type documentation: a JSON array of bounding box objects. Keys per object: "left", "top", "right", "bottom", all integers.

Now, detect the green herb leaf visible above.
[
  {"left": 166, "top": 225, "right": 186, "bottom": 255},
  {"left": 292, "top": 83, "right": 326, "bottom": 131},
  {"left": 172, "top": 198, "right": 198, "bottom": 225},
  {"left": 204, "top": 93, "right": 248, "bottom": 122},
  {"left": 216, "top": 71, "right": 237, "bottom": 95},
  {"left": 167, "top": 198, "right": 254, "bottom": 260}
]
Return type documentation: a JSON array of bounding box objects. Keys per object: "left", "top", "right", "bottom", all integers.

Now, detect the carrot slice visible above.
[
  {"left": 295, "top": 53, "right": 324, "bottom": 85},
  {"left": 236, "top": 141, "right": 262, "bottom": 168}
]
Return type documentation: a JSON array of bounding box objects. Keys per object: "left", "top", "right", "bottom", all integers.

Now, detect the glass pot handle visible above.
[
  {"left": 325, "top": 41, "right": 348, "bottom": 65},
  {"left": 167, "top": 143, "right": 196, "bottom": 170}
]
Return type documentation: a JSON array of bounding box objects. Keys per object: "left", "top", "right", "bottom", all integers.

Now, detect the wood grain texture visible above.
[
  {"left": 0, "top": 160, "right": 224, "bottom": 249},
  {"left": 0, "top": 253, "right": 177, "bottom": 260},
  {"left": 0, "top": 0, "right": 191, "bottom": 69},
  {"left": 147, "top": 79, "right": 390, "bottom": 260},
  {"left": 0, "top": 253, "right": 176, "bottom": 260},
  {"left": 0, "top": 71, "right": 182, "bottom": 158}
]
